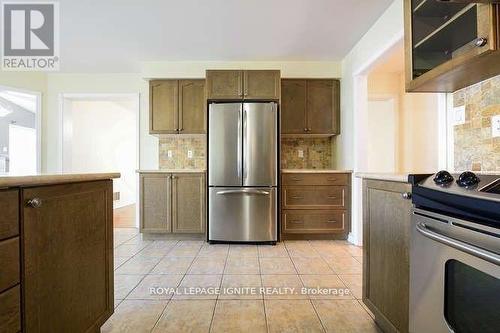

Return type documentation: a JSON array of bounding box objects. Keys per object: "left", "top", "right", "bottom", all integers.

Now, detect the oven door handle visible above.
[{"left": 416, "top": 222, "right": 500, "bottom": 266}]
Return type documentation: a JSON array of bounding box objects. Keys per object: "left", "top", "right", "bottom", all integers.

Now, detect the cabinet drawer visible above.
[
  {"left": 0, "top": 237, "right": 20, "bottom": 293},
  {"left": 282, "top": 173, "right": 349, "bottom": 186},
  {"left": 0, "top": 285, "right": 21, "bottom": 333},
  {"left": 282, "top": 210, "right": 347, "bottom": 234},
  {"left": 0, "top": 190, "right": 19, "bottom": 240},
  {"left": 283, "top": 186, "right": 347, "bottom": 209}
]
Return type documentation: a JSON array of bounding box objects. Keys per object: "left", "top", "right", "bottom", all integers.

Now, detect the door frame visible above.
[{"left": 0, "top": 84, "right": 42, "bottom": 173}]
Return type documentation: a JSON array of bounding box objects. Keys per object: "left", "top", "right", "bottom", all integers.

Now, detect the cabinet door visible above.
[
  {"left": 206, "top": 70, "right": 243, "bottom": 100},
  {"left": 140, "top": 174, "right": 171, "bottom": 233},
  {"left": 172, "top": 173, "right": 205, "bottom": 233},
  {"left": 306, "top": 79, "right": 339, "bottom": 135},
  {"left": 243, "top": 70, "right": 280, "bottom": 100},
  {"left": 281, "top": 79, "right": 307, "bottom": 134},
  {"left": 23, "top": 181, "right": 113, "bottom": 333},
  {"left": 150, "top": 80, "right": 178, "bottom": 134},
  {"left": 179, "top": 79, "right": 206, "bottom": 134},
  {"left": 363, "top": 180, "right": 411, "bottom": 333}
]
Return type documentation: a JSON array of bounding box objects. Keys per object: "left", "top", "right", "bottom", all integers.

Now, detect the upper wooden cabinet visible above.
[
  {"left": 149, "top": 79, "right": 206, "bottom": 134},
  {"left": 281, "top": 79, "right": 340, "bottom": 136},
  {"left": 405, "top": 0, "right": 500, "bottom": 92},
  {"left": 206, "top": 70, "right": 280, "bottom": 100}
]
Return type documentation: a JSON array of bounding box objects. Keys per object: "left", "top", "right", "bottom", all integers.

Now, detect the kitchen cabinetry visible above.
[
  {"left": 362, "top": 179, "right": 412, "bottom": 333},
  {"left": 405, "top": 0, "right": 500, "bottom": 92},
  {"left": 281, "top": 79, "right": 340, "bottom": 135},
  {"left": 281, "top": 172, "right": 351, "bottom": 239},
  {"left": 206, "top": 70, "right": 280, "bottom": 100},
  {"left": 140, "top": 172, "right": 206, "bottom": 234},
  {"left": 0, "top": 176, "right": 116, "bottom": 333},
  {"left": 149, "top": 79, "right": 205, "bottom": 134}
]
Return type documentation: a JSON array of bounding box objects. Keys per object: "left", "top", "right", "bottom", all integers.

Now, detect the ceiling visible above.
[{"left": 58, "top": 0, "right": 394, "bottom": 72}]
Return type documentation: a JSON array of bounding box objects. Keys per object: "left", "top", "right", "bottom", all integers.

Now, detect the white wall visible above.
[{"left": 366, "top": 99, "right": 397, "bottom": 173}]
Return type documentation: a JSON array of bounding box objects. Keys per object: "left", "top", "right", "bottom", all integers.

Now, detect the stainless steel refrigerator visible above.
[{"left": 208, "top": 102, "right": 278, "bottom": 243}]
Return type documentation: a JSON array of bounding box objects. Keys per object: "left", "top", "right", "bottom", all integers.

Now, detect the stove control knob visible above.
[
  {"left": 457, "top": 171, "right": 480, "bottom": 188},
  {"left": 434, "top": 170, "right": 454, "bottom": 185}
]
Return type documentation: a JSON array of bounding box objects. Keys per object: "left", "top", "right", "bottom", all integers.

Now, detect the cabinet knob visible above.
[
  {"left": 474, "top": 37, "right": 488, "bottom": 47},
  {"left": 26, "top": 198, "right": 43, "bottom": 208},
  {"left": 401, "top": 192, "right": 412, "bottom": 200},
  {"left": 303, "top": 128, "right": 308, "bottom": 132}
]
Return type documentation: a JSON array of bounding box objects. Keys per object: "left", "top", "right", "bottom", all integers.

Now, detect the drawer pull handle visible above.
[
  {"left": 327, "top": 196, "right": 337, "bottom": 199},
  {"left": 291, "top": 177, "right": 303, "bottom": 181},
  {"left": 291, "top": 196, "right": 304, "bottom": 199},
  {"left": 27, "top": 198, "right": 42, "bottom": 208},
  {"left": 290, "top": 220, "right": 303, "bottom": 224},
  {"left": 327, "top": 220, "right": 337, "bottom": 223},
  {"left": 327, "top": 177, "right": 337, "bottom": 181}
]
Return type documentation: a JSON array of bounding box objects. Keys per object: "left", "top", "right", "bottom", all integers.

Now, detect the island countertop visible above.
[
  {"left": 137, "top": 169, "right": 206, "bottom": 174},
  {"left": 281, "top": 169, "right": 353, "bottom": 174},
  {"left": 0, "top": 172, "right": 120, "bottom": 188}
]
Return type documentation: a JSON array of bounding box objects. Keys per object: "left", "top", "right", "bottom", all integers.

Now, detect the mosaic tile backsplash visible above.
[
  {"left": 159, "top": 136, "right": 206, "bottom": 169},
  {"left": 453, "top": 75, "right": 500, "bottom": 172},
  {"left": 281, "top": 138, "right": 334, "bottom": 169}
]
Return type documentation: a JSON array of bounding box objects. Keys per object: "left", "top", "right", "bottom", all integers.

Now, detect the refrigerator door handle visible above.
[
  {"left": 242, "top": 107, "right": 248, "bottom": 181},
  {"left": 216, "top": 189, "right": 270, "bottom": 196},
  {"left": 237, "top": 108, "right": 242, "bottom": 180}
]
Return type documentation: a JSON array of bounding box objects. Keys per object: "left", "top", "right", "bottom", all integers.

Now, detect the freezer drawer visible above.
[
  {"left": 208, "top": 103, "right": 242, "bottom": 186},
  {"left": 243, "top": 102, "right": 277, "bottom": 186},
  {"left": 209, "top": 187, "right": 277, "bottom": 242}
]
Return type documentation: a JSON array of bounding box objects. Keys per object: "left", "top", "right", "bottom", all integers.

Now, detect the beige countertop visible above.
[
  {"left": 355, "top": 173, "right": 414, "bottom": 183},
  {"left": 137, "top": 169, "right": 206, "bottom": 174},
  {"left": 0, "top": 172, "right": 120, "bottom": 188},
  {"left": 281, "top": 169, "right": 353, "bottom": 174}
]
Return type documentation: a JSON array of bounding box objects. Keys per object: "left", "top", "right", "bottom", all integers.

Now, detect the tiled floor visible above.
[{"left": 102, "top": 228, "right": 379, "bottom": 333}]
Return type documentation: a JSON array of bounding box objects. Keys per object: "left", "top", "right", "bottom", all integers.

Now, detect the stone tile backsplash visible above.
[
  {"left": 159, "top": 136, "right": 206, "bottom": 170},
  {"left": 281, "top": 137, "right": 334, "bottom": 169},
  {"left": 453, "top": 75, "right": 500, "bottom": 172}
]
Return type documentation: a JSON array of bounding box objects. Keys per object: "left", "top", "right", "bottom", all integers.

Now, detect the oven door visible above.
[{"left": 410, "top": 209, "right": 500, "bottom": 333}]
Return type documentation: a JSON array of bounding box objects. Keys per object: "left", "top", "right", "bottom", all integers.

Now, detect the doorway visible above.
[
  {"left": 0, "top": 86, "right": 41, "bottom": 175},
  {"left": 60, "top": 94, "right": 139, "bottom": 227}
]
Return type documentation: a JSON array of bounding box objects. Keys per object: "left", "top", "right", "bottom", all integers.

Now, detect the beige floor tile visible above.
[
  {"left": 345, "top": 245, "right": 363, "bottom": 257},
  {"left": 174, "top": 274, "right": 222, "bottom": 299},
  {"left": 285, "top": 241, "right": 321, "bottom": 257},
  {"left": 292, "top": 257, "right": 334, "bottom": 275},
  {"left": 258, "top": 244, "right": 289, "bottom": 258},
  {"left": 265, "top": 300, "right": 324, "bottom": 333},
  {"left": 259, "top": 257, "right": 297, "bottom": 274},
  {"left": 211, "top": 300, "right": 267, "bottom": 333},
  {"left": 311, "top": 241, "right": 352, "bottom": 258},
  {"left": 136, "top": 243, "right": 176, "bottom": 258},
  {"left": 166, "top": 244, "right": 202, "bottom": 257},
  {"left": 224, "top": 257, "right": 260, "bottom": 274},
  {"left": 300, "top": 275, "right": 353, "bottom": 299},
  {"left": 114, "top": 243, "right": 150, "bottom": 257},
  {"left": 261, "top": 274, "right": 306, "bottom": 299},
  {"left": 101, "top": 300, "right": 167, "bottom": 333},
  {"left": 150, "top": 256, "right": 195, "bottom": 274},
  {"left": 123, "top": 237, "right": 154, "bottom": 246},
  {"left": 152, "top": 300, "right": 216, "bottom": 333},
  {"left": 313, "top": 299, "right": 380, "bottom": 332},
  {"left": 324, "top": 257, "right": 362, "bottom": 274},
  {"left": 177, "top": 240, "right": 204, "bottom": 246},
  {"left": 353, "top": 256, "right": 363, "bottom": 264},
  {"left": 115, "top": 256, "right": 161, "bottom": 275},
  {"left": 228, "top": 245, "right": 258, "bottom": 257},
  {"left": 114, "top": 274, "right": 144, "bottom": 299},
  {"left": 220, "top": 275, "right": 262, "bottom": 299},
  {"left": 339, "top": 274, "right": 362, "bottom": 299},
  {"left": 114, "top": 256, "right": 131, "bottom": 270},
  {"left": 127, "top": 274, "right": 183, "bottom": 300},
  {"left": 198, "top": 244, "right": 229, "bottom": 257},
  {"left": 188, "top": 257, "right": 226, "bottom": 274},
  {"left": 359, "top": 300, "right": 376, "bottom": 319}
]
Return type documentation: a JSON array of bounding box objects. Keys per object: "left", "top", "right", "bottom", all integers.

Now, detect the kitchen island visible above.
[{"left": 0, "top": 172, "right": 119, "bottom": 333}]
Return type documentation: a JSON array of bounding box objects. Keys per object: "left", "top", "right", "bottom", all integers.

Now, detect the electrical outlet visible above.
[
  {"left": 453, "top": 105, "right": 466, "bottom": 125},
  {"left": 492, "top": 115, "right": 500, "bottom": 138},
  {"left": 167, "top": 150, "right": 173, "bottom": 158},
  {"left": 298, "top": 149, "right": 304, "bottom": 158},
  {"left": 187, "top": 150, "right": 193, "bottom": 159}
]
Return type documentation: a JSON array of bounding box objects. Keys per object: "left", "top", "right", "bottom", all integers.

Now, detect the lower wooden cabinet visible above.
[
  {"left": 362, "top": 179, "right": 412, "bottom": 333},
  {"left": 0, "top": 285, "right": 21, "bottom": 333},
  {"left": 281, "top": 172, "right": 351, "bottom": 239},
  {"left": 140, "top": 172, "right": 206, "bottom": 234}
]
